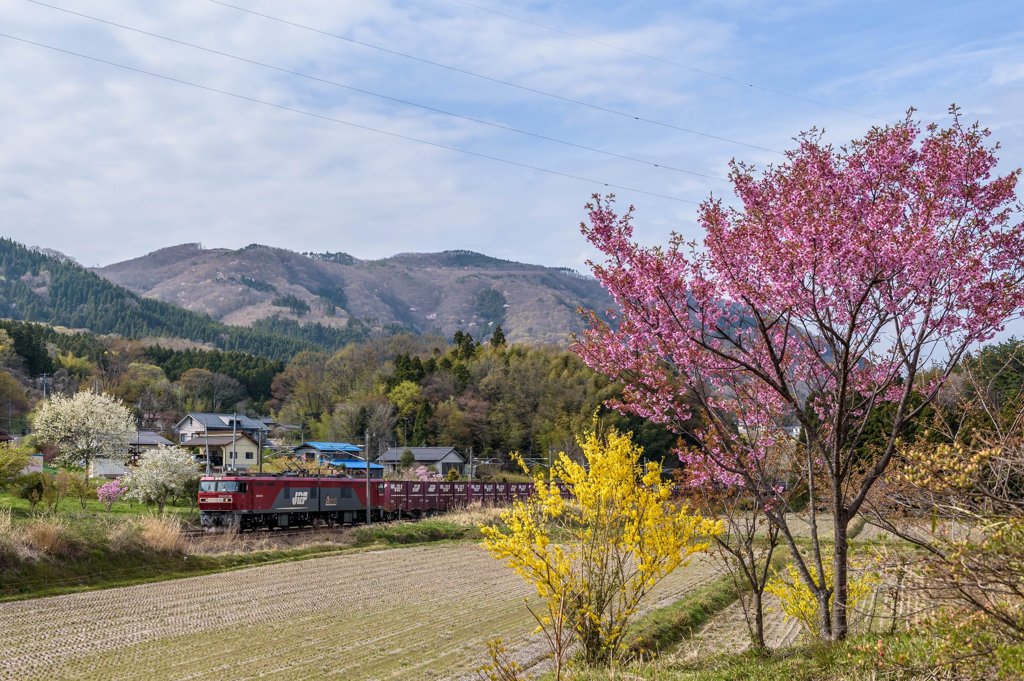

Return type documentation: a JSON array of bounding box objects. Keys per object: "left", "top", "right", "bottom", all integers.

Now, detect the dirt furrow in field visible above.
[
  {"left": 0, "top": 544, "right": 534, "bottom": 680},
  {"left": 0, "top": 544, "right": 723, "bottom": 681}
]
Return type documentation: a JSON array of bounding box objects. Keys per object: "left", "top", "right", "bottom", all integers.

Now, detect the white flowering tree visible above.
[
  {"left": 124, "top": 445, "right": 199, "bottom": 514},
  {"left": 33, "top": 391, "right": 135, "bottom": 470}
]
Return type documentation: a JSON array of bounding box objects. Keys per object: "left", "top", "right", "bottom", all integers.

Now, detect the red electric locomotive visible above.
[{"left": 198, "top": 475, "right": 538, "bottom": 530}]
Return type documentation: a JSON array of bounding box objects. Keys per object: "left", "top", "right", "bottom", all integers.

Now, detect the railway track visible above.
[{"left": 183, "top": 522, "right": 371, "bottom": 539}]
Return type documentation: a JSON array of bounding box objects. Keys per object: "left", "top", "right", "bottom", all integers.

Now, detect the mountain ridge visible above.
[
  {"left": 95, "top": 243, "right": 612, "bottom": 346},
  {"left": 0, "top": 238, "right": 366, "bottom": 361}
]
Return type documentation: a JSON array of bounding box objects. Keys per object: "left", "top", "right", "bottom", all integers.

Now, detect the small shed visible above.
[
  {"left": 91, "top": 431, "right": 177, "bottom": 479},
  {"left": 130, "top": 430, "right": 173, "bottom": 457},
  {"left": 378, "top": 446, "right": 466, "bottom": 476},
  {"left": 21, "top": 453, "right": 44, "bottom": 475}
]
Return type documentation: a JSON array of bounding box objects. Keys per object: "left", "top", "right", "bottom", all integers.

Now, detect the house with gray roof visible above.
[
  {"left": 378, "top": 446, "right": 465, "bottom": 476},
  {"left": 174, "top": 413, "right": 269, "bottom": 445},
  {"left": 91, "top": 430, "right": 175, "bottom": 478},
  {"left": 130, "top": 430, "right": 173, "bottom": 456}
]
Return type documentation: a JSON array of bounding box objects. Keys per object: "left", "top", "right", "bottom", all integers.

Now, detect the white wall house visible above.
[
  {"left": 180, "top": 432, "right": 261, "bottom": 471},
  {"left": 378, "top": 447, "right": 466, "bottom": 476},
  {"left": 174, "top": 413, "right": 269, "bottom": 444}
]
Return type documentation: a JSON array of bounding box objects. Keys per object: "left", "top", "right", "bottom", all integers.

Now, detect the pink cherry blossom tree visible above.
[{"left": 575, "top": 109, "right": 1024, "bottom": 641}]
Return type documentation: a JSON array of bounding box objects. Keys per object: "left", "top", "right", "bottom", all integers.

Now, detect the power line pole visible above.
[
  {"left": 204, "top": 421, "right": 211, "bottom": 477},
  {"left": 230, "top": 412, "right": 237, "bottom": 473},
  {"left": 365, "top": 429, "right": 371, "bottom": 525}
]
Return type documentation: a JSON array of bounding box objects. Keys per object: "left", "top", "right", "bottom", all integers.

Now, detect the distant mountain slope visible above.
[
  {"left": 96, "top": 244, "right": 613, "bottom": 345},
  {"left": 0, "top": 238, "right": 367, "bottom": 360}
]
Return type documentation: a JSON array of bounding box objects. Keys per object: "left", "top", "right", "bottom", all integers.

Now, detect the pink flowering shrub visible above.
[
  {"left": 415, "top": 465, "right": 441, "bottom": 481},
  {"left": 96, "top": 478, "right": 126, "bottom": 512}
]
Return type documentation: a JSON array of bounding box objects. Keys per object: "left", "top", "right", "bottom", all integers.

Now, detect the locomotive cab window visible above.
[{"left": 200, "top": 481, "right": 246, "bottom": 492}]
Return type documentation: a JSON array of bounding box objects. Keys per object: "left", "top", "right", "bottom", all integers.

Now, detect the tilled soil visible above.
[{"left": 0, "top": 543, "right": 720, "bottom": 681}]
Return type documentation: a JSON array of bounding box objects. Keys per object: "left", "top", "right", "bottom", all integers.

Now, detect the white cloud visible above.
[{"left": 0, "top": 0, "right": 1020, "bottom": 274}]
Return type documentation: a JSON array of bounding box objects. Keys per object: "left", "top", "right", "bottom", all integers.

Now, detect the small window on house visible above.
[{"left": 245, "top": 452, "right": 254, "bottom": 460}]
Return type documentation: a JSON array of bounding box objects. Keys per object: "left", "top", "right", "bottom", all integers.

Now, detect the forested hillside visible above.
[
  {"left": 0, "top": 239, "right": 369, "bottom": 360},
  {"left": 0, "top": 315, "right": 680, "bottom": 464},
  {"left": 266, "top": 328, "right": 681, "bottom": 463}
]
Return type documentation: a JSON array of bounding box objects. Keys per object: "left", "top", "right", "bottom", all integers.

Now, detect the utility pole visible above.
[
  {"left": 468, "top": 446, "right": 473, "bottom": 482},
  {"left": 133, "top": 402, "right": 141, "bottom": 466},
  {"left": 364, "top": 430, "right": 372, "bottom": 525},
  {"left": 204, "top": 421, "right": 211, "bottom": 476},
  {"left": 230, "top": 412, "right": 238, "bottom": 473},
  {"left": 258, "top": 425, "right": 263, "bottom": 474}
]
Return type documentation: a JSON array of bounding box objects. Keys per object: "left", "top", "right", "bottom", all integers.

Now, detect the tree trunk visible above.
[
  {"left": 752, "top": 589, "right": 767, "bottom": 651},
  {"left": 832, "top": 512, "right": 850, "bottom": 640},
  {"left": 157, "top": 499, "right": 165, "bottom": 514},
  {"left": 817, "top": 589, "right": 834, "bottom": 640}
]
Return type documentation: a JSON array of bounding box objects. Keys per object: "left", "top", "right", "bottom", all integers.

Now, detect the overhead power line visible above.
[
  {"left": 25, "top": 0, "right": 726, "bottom": 182},
  {"left": 446, "top": 0, "right": 886, "bottom": 122},
  {"left": 207, "top": 0, "right": 782, "bottom": 155},
  {"left": 0, "top": 32, "right": 701, "bottom": 205}
]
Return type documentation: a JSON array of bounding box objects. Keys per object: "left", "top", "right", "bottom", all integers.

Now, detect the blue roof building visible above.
[
  {"left": 328, "top": 460, "right": 385, "bottom": 472},
  {"left": 293, "top": 441, "right": 364, "bottom": 466}
]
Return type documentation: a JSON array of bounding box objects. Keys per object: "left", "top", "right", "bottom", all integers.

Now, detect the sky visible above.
[{"left": 1, "top": 0, "right": 1023, "bottom": 273}]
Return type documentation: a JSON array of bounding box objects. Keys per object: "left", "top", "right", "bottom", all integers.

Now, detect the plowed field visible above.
[{"left": 0, "top": 543, "right": 720, "bottom": 681}]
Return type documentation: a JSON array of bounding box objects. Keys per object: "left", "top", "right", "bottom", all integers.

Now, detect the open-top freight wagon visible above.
[{"left": 198, "top": 475, "right": 537, "bottom": 530}]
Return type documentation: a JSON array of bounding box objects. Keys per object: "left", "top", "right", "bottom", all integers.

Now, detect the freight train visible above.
[{"left": 198, "top": 475, "right": 535, "bottom": 530}]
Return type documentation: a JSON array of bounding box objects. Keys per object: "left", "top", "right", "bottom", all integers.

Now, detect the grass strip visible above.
[
  {"left": 624, "top": 550, "right": 793, "bottom": 660},
  {"left": 591, "top": 629, "right": 1024, "bottom": 681},
  {"left": 624, "top": 573, "right": 744, "bottom": 660},
  {"left": 352, "top": 518, "right": 482, "bottom": 546},
  {"left": 0, "top": 518, "right": 485, "bottom": 602},
  {"left": 0, "top": 544, "right": 353, "bottom": 602},
  {"left": 571, "top": 638, "right": 865, "bottom": 681}
]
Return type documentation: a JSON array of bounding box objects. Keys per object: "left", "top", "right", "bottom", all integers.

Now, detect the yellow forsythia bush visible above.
[
  {"left": 766, "top": 561, "right": 878, "bottom": 638},
  {"left": 480, "top": 427, "right": 722, "bottom": 674}
]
